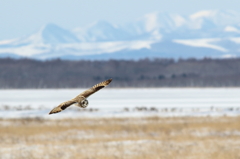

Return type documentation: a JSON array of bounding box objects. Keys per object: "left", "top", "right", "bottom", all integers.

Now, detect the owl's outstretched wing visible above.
[
  {"left": 49, "top": 99, "right": 76, "bottom": 114},
  {"left": 77, "top": 78, "right": 112, "bottom": 99},
  {"left": 49, "top": 78, "right": 112, "bottom": 115}
]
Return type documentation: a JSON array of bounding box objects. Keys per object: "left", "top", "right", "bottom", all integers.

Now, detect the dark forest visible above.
[{"left": 0, "top": 58, "right": 240, "bottom": 88}]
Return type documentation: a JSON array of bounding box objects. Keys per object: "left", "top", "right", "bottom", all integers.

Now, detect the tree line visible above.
[{"left": 0, "top": 57, "right": 240, "bottom": 88}]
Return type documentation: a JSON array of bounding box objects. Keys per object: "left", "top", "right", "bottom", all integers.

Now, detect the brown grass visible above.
[{"left": 0, "top": 116, "right": 240, "bottom": 159}]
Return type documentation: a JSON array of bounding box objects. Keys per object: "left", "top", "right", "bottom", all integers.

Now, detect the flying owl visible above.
[{"left": 49, "top": 78, "right": 112, "bottom": 115}]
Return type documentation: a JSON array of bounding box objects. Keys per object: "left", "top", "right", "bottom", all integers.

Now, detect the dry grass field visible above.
[{"left": 0, "top": 116, "right": 240, "bottom": 159}]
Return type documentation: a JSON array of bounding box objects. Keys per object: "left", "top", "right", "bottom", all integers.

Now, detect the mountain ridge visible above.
[{"left": 1, "top": 9, "right": 240, "bottom": 60}]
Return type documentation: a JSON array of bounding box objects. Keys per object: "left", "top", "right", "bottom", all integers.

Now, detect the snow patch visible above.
[
  {"left": 229, "top": 37, "right": 240, "bottom": 44},
  {"left": 144, "top": 12, "right": 159, "bottom": 32},
  {"left": 224, "top": 26, "right": 240, "bottom": 33},
  {"left": 173, "top": 38, "right": 228, "bottom": 52},
  {"left": 0, "top": 88, "right": 240, "bottom": 119},
  {"left": 221, "top": 54, "right": 237, "bottom": 58},
  {"left": 0, "top": 39, "right": 18, "bottom": 45},
  {"left": 190, "top": 10, "right": 215, "bottom": 20},
  {"left": 172, "top": 14, "right": 186, "bottom": 27}
]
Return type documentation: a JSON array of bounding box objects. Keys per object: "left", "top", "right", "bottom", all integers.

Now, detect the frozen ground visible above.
[
  {"left": 0, "top": 88, "right": 240, "bottom": 118},
  {"left": 0, "top": 116, "right": 239, "bottom": 159}
]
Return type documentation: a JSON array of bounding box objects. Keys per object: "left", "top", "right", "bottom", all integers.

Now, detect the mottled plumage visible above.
[{"left": 49, "top": 79, "right": 112, "bottom": 115}]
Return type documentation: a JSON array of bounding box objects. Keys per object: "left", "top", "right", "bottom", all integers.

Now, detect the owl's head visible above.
[{"left": 80, "top": 99, "right": 89, "bottom": 108}]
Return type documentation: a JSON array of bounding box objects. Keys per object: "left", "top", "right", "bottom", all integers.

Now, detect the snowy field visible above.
[{"left": 0, "top": 88, "right": 240, "bottom": 118}]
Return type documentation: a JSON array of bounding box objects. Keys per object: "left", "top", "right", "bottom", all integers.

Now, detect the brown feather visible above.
[
  {"left": 77, "top": 78, "right": 112, "bottom": 98},
  {"left": 49, "top": 99, "right": 76, "bottom": 114},
  {"left": 49, "top": 78, "right": 112, "bottom": 115}
]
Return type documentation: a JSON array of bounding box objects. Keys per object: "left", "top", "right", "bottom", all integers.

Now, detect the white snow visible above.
[
  {"left": 1, "top": 10, "right": 240, "bottom": 59},
  {"left": 0, "top": 38, "right": 18, "bottom": 45},
  {"left": 0, "top": 40, "right": 155, "bottom": 58},
  {"left": 224, "top": 26, "right": 240, "bottom": 33},
  {"left": 190, "top": 10, "right": 215, "bottom": 20},
  {"left": 172, "top": 14, "right": 186, "bottom": 27},
  {"left": 0, "top": 88, "right": 239, "bottom": 119},
  {"left": 173, "top": 38, "right": 228, "bottom": 52},
  {"left": 229, "top": 37, "right": 240, "bottom": 44},
  {"left": 0, "top": 44, "right": 50, "bottom": 56},
  {"left": 143, "top": 12, "right": 159, "bottom": 32},
  {"left": 221, "top": 54, "right": 237, "bottom": 58}
]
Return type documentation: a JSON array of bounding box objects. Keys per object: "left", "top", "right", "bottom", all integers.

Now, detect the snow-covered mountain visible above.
[
  {"left": 1, "top": 10, "right": 240, "bottom": 60},
  {"left": 73, "top": 21, "right": 133, "bottom": 42}
]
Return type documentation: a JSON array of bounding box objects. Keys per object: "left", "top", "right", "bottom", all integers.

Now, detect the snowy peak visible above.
[
  {"left": 7, "top": 23, "right": 80, "bottom": 46},
  {"left": 1, "top": 10, "right": 240, "bottom": 59},
  {"left": 39, "top": 23, "right": 80, "bottom": 44},
  {"left": 73, "top": 20, "right": 131, "bottom": 42},
  {"left": 124, "top": 12, "right": 186, "bottom": 40},
  {"left": 189, "top": 10, "right": 240, "bottom": 28},
  {"left": 135, "top": 12, "right": 186, "bottom": 32},
  {"left": 190, "top": 10, "right": 214, "bottom": 19}
]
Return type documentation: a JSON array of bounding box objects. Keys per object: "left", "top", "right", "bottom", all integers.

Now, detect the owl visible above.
[{"left": 49, "top": 78, "right": 112, "bottom": 114}]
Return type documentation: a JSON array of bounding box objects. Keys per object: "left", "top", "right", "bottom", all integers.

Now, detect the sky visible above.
[{"left": 1, "top": 0, "right": 240, "bottom": 40}]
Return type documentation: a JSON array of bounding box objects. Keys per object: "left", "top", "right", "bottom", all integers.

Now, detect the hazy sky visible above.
[{"left": 1, "top": 0, "right": 240, "bottom": 40}]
